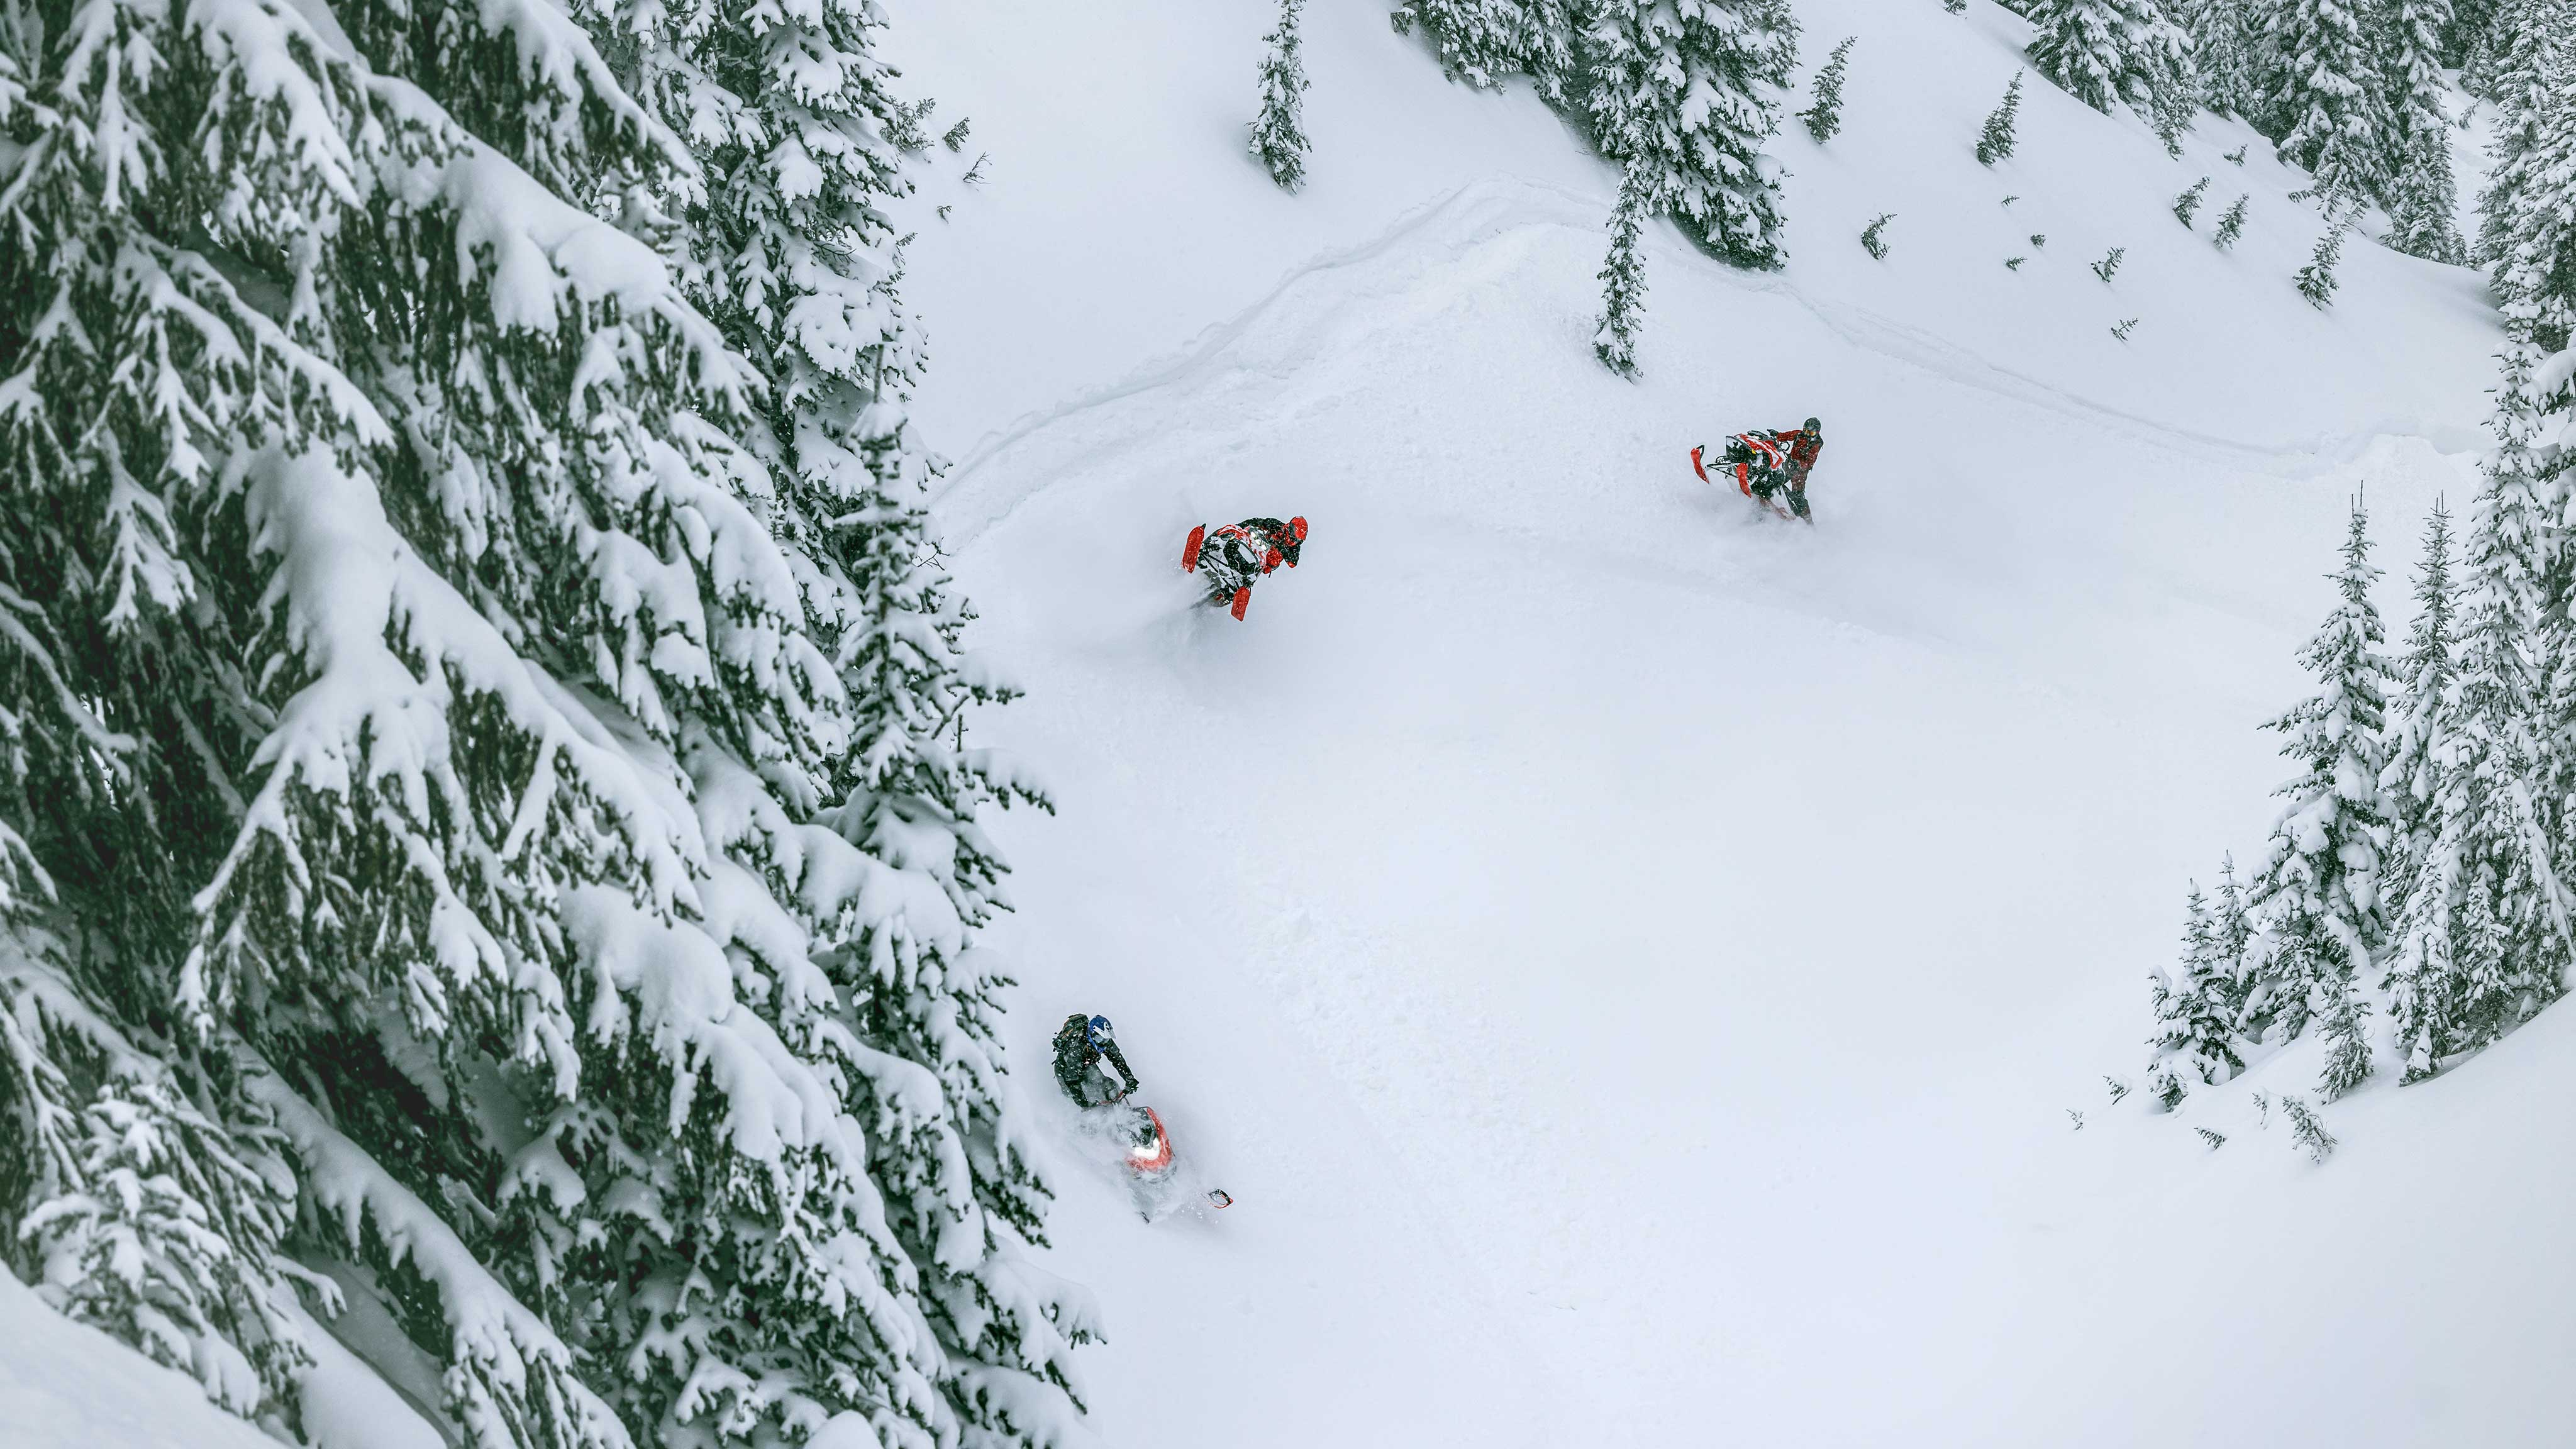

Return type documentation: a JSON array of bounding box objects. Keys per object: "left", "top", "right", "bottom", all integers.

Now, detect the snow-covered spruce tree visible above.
[
  {"left": 2388, "top": 123, "right": 2470, "bottom": 265},
  {"left": 1582, "top": 0, "right": 1801, "bottom": 270},
  {"left": 2213, "top": 192, "right": 2251, "bottom": 247},
  {"left": 2024, "top": 0, "right": 2196, "bottom": 125},
  {"left": 1394, "top": 0, "right": 1577, "bottom": 99},
  {"left": 1253, "top": 0, "right": 1315, "bottom": 190},
  {"left": 2174, "top": 175, "right": 2212, "bottom": 226},
  {"left": 2148, "top": 882, "right": 2248, "bottom": 1102},
  {"left": 1, "top": 6, "right": 1090, "bottom": 1449},
  {"left": 569, "top": 0, "right": 1096, "bottom": 1442},
  {"left": 2180, "top": 0, "right": 2262, "bottom": 118},
  {"left": 2384, "top": 0, "right": 2468, "bottom": 264},
  {"left": 1978, "top": 71, "right": 2026, "bottom": 166},
  {"left": 2257, "top": 0, "right": 2397, "bottom": 210},
  {"left": 2379, "top": 500, "right": 2458, "bottom": 914},
  {"left": 2378, "top": 357, "right": 2576, "bottom": 1084},
  {"left": 2297, "top": 225, "right": 2346, "bottom": 307},
  {"left": 2241, "top": 499, "right": 2394, "bottom": 1062},
  {"left": 1801, "top": 35, "right": 1856, "bottom": 145},
  {"left": 1596, "top": 164, "right": 1652, "bottom": 377},
  {"left": 2480, "top": 61, "right": 2576, "bottom": 351},
  {"left": 2448, "top": 0, "right": 2502, "bottom": 67}
]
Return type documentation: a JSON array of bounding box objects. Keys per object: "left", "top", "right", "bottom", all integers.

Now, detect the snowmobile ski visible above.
[{"left": 1184, "top": 524, "right": 1206, "bottom": 573}]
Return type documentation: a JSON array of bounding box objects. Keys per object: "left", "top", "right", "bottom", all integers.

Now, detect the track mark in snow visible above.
[{"left": 935, "top": 174, "right": 2483, "bottom": 553}]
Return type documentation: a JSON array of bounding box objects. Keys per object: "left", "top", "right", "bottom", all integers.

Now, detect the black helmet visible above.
[{"left": 1804, "top": 416, "right": 1822, "bottom": 433}]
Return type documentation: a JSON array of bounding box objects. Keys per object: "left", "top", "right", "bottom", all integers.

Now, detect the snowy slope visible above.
[{"left": 884, "top": 3, "right": 2576, "bottom": 1448}]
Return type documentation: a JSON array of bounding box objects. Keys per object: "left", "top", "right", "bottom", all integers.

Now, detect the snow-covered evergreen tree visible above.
[
  {"left": 1596, "top": 165, "right": 1652, "bottom": 377},
  {"left": 2258, "top": 0, "right": 2398, "bottom": 210},
  {"left": 2148, "top": 882, "right": 2248, "bottom": 1099},
  {"left": 2024, "top": 0, "right": 2196, "bottom": 123},
  {"left": 1979, "top": 71, "right": 2027, "bottom": 166},
  {"left": 0, "top": 1, "right": 1090, "bottom": 1446},
  {"left": 2181, "top": 0, "right": 2263, "bottom": 118},
  {"left": 1582, "top": 0, "right": 1802, "bottom": 270},
  {"left": 2380, "top": 500, "right": 2459, "bottom": 906},
  {"left": 2383, "top": 0, "right": 2468, "bottom": 263},
  {"left": 2380, "top": 356, "right": 2573, "bottom": 1079},
  {"left": 2242, "top": 499, "right": 2394, "bottom": 1050},
  {"left": 2175, "top": 175, "right": 2213, "bottom": 227},
  {"left": 2214, "top": 192, "right": 2251, "bottom": 248},
  {"left": 574, "top": 0, "right": 1096, "bottom": 1440},
  {"left": 2297, "top": 225, "right": 2347, "bottom": 307},
  {"left": 1801, "top": 35, "right": 1857, "bottom": 144},
  {"left": 2480, "top": 62, "right": 2576, "bottom": 350},
  {"left": 2388, "top": 123, "right": 2470, "bottom": 264},
  {"left": 1253, "top": 0, "right": 1316, "bottom": 190},
  {"left": 1396, "top": 0, "right": 1577, "bottom": 99}
]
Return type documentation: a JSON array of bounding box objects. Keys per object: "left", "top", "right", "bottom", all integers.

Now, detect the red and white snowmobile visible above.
[
  {"left": 1182, "top": 516, "right": 1308, "bottom": 619},
  {"left": 1691, "top": 441, "right": 1807, "bottom": 524},
  {"left": 1101, "top": 1092, "right": 1232, "bottom": 1218}
]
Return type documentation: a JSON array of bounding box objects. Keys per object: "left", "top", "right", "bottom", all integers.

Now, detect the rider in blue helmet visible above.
[{"left": 1053, "top": 1012, "right": 1139, "bottom": 1108}]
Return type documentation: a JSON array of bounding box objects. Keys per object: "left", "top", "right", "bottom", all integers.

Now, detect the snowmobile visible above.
[
  {"left": 1183, "top": 516, "right": 1307, "bottom": 619},
  {"left": 1092, "top": 1087, "right": 1232, "bottom": 1219},
  {"left": 1692, "top": 439, "right": 1811, "bottom": 524}
]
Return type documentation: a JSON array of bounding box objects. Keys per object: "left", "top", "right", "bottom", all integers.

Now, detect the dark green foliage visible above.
[
  {"left": 1862, "top": 213, "right": 1895, "bottom": 259},
  {"left": 1978, "top": 71, "right": 2025, "bottom": 165},
  {"left": 1801, "top": 36, "right": 1857, "bottom": 143},
  {"left": 2174, "top": 175, "right": 2212, "bottom": 228}
]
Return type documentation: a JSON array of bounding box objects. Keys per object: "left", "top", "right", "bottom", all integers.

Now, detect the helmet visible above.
[
  {"left": 1803, "top": 416, "right": 1821, "bottom": 433},
  {"left": 1085, "top": 1015, "right": 1114, "bottom": 1049},
  {"left": 1287, "top": 516, "right": 1309, "bottom": 545}
]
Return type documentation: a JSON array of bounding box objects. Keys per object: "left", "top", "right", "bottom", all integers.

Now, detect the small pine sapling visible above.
[
  {"left": 963, "top": 152, "right": 992, "bottom": 185},
  {"left": 2002, "top": 194, "right": 2020, "bottom": 207},
  {"left": 2154, "top": 106, "right": 2187, "bottom": 160},
  {"left": 1977, "top": 71, "right": 2024, "bottom": 165},
  {"left": 1594, "top": 167, "right": 1651, "bottom": 379},
  {"left": 2296, "top": 228, "right": 2344, "bottom": 309},
  {"left": 2103, "top": 1075, "right": 2132, "bottom": 1104},
  {"left": 2174, "top": 176, "right": 2211, "bottom": 228},
  {"left": 1801, "top": 37, "right": 1857, "bottom": 144},
  {"left": 937, "top": 203, "right": 953, "bottom": 221},
  {"left": 943, "top": 118, "right": 973, "bottom": 151},
  {"left": 2092, "top": 246, "right": 2124, "bottom": 282},
  {"left": 2006, "top": 256, "right": 2028, "bottom": 270},
  {"left": 2224, "top": 143, "right": 2248, "bottom": 165},
  {"left": 1945, "top": 0, "right": 1967, "bottom": 11},
  {"left": 2146, "top": 1058, "right": 2185, "bottom": 1109},
  {"left": 2280, "top": 1096, "right": 2338, "bottom": 1162},
  {"left": 2213, "top": 195, "right": 2248, "bottom": 250},
  {"left": 2112, "top": 317, "right": 2139, "bottom": 340},
  {"left": 1249, "top": 0, "right": 1313, "bottom": 191},
  {"left": 2196, "top": 1127, "right": 2227, "bottom": 1150},
  {"left": 2251, "top": 1091, "right": 2272, "bottom": 1126},
  {"left": 888, "top": 97, "right": 936, "bottom": 150},
  {"left": 1861, "top": 213, "right": 1894, "bottom": 259},
  {"left": 2067, "top": 1108, "right": 2086, "bottom": 1130},
  {"left": 2030, "top": 233, "right": 2046, "bottom": 248}
]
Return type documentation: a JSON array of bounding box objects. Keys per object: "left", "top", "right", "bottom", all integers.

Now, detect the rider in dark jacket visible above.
[{"left": 1053, "top": 1013, "right": 1138, "bottom": 1108}]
